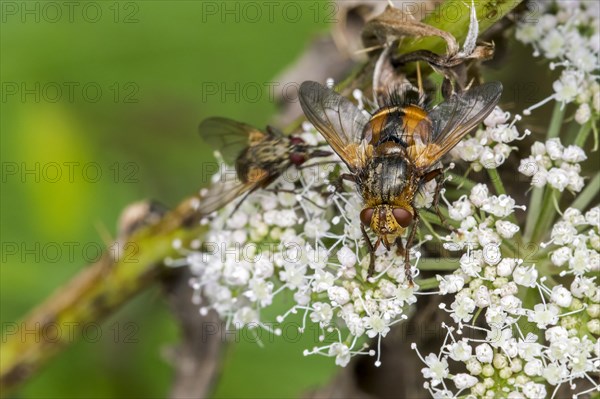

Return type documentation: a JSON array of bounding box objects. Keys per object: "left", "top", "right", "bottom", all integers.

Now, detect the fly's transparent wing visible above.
[
  {"left": 299, "top": 81, "right": 370, "bottom": 171},
  {"left": 199, "top": 117, "right": 267, "bottom": 165},
  {"left": 412, "top": 82, "right": 502, "bottom": 169}
]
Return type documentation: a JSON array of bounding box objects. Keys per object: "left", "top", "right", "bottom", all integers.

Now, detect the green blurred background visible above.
[{"left": 1, "top": 1, "right": 339, "bottom": 397}]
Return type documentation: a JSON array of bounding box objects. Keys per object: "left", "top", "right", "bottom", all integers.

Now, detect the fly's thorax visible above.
[
  {"left": 358, "top": 155, "right": 411, "bottom": 205},
  {"left": 235, "top": 137, "right": 288, "bottom": 181}
]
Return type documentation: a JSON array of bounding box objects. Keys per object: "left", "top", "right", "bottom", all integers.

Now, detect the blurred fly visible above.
[
  {"left": 176, "top": 117, "right": 330, "bottom": 226},
  {"left": 299, "top": 80, "right": 502, "bottom": 284}
]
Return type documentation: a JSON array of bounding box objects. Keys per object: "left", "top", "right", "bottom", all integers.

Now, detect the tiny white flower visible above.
[
  {"left": 452, "top": 373, "right": 478, "bottom": 390},
  {"left": 563, "top": 208, "right": 586, "bottom": 225},
  {"left": 545, "top": 138, "right": 564, "bottom": 160},
  {"left": 585, "top": 207, "right": 599, "bottom": 228},
  {"left": 364, "top": 314, "right": 390, "bottom": 338},
  {"left": 448, "top": 340, "right": 472, "bottom": 362},
  {"left": 313, "top": 269, "right": 335, "bottom": 292},
  {"left": 310, "top": 302, "right": 333, "bottom": 326},
  {"left": 449, "top": 196, "right": 473, "bottom": 220},
  {"left": 512, "top": 265, "right": 538, "bottom": 287},
  {"left": 233, "top": 307, "right": 259, "bottom": 327},
  {"left": 575, "top": 103, "right": 591, "bottom": 124},
  {"left": 528, "top": 303, "right": 559, "bottom": 328},
  {"left": 469, "top": 184, "right": 489, "bottom": 207},
  {"left": 481, "top": 194, "right": 517, "bottom": 217},
  {"left": 553, "top": 70, "right": 581, "bottom": 103},
  {"left": 336, "top": 246, "right": 356, "bottom": 268},
  {"left": 253, "top": 258, "right": 274, "bottom": 279},
  {"left": 540, "top": 29, "right": 566, "bottom": 58},
  {"left": 484, "top": 107, "right": 511, "bottom": 127},
  {"left": 497, "top": 258, "right": 519, "bottom": 277},
  {"left": 421, "top": 354, "right": 449, "bottom": 386},
  {"left": 523, "top": 359, "right": 543, "bottom": 376},
  {"left": 304, "top": 219, "right": 330, "bottom": 238},
  {"left": 475, "top": 343, "right": 493, "bottom": 363},
  {"left": 327, "top": 286, "right": 350, "bottom": 305},
  {"left": 328, "top": 343, "right": 351, "bottom": 367},
  {"left": 495, "top": 220, "right": 520, "bottom": 239},
  {"left": 473, "top": 285, "right": 491, "bottom": 307},
  {"left": 437, "top": 274, "right": 465, "bottom": 295},
  {"left": 551, "top": 246, "right": 571, "bottom": 267},
  {"left": 547, "top": 167, "right": 570, "bottom": 191},
  {"left": 500, "top": 295, "right": 522, "bottom": 314},
  {"left": 550, "top": 285, "right": 573, "bottom": 308},
  {"left": 542, "top": 363, "right": 568, "bottom": 385},
  {"left": 521, "top": 381, "right": 546, "bottom": 399},
  {"left": 460, "top": 251, "right": 483, "bottom": 277}
]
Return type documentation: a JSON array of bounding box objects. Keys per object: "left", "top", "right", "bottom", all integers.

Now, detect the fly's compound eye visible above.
[
  {"left": 289, "top": 152, "right": 306, "bottom": 166},
  {"left": 392, "top": 208, "right": 413, "bottom": 228},
  {"left": 289, "top": 137, "right": 305, "bottom": 146},
  {"left": 360, "top": 208, "right": 374, "bottom": 226}
]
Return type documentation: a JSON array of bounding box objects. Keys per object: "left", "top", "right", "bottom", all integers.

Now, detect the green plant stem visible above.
[
  {"left": 530, "top": 188, "right": 559, "bottom": 244},
  {"left": 574, "top": 121, "right": 593, "bottom": 148},
  {"left": 547, "top": 102, "right": 565, "bottom": 139},
  {"left": 572, "top": 172, "right": 600, "bottom": 211},
  {"left": 418, "top": 258, "right": 460, "bottom": 271},
  {"left": 0, "top": 201, "right": 206, "bottom": 396},
  {"left": 523, "top": 186, "right": 544, "bottom": 242},
  {"left": 523, "top": 102, "right": 568, "bottom": 242},
  {"left": 447, "top": 172, "right": 476, "bottom": 191},
  {"left": 415, "top": 277, "right": 440, "bottom": 290}
]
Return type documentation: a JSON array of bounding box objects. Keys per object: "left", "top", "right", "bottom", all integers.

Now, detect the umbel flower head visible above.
[{"left": 173, "top": 0, "right": 600, "bottom": 397}]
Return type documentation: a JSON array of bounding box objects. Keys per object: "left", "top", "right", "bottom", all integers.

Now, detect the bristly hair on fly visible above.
[{"left": 379, "top": 85, "right": 430, "bottom": 111}]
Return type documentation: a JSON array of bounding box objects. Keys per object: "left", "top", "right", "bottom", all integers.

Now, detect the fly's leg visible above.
[
  {"left": 324, "top": 173, "right": 356, "bottom": 198},
  {"left": 404, "top": 209, "right": 420, "bottom": 287},
  {"left": 395, "top": 236, "right": 405, "bottom": 257},
  {"left": 362, "top": 224, "right": 376, "bottom": 278}
]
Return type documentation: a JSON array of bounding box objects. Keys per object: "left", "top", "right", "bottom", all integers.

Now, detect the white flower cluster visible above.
[
  {"left": 515, "top": 0, "right": 600, "bottom": 123},
  {"left": 416, "top": 193, "right": 600, "bottom": 397},
  {"left": 518, "top": 138, "right": 587, "bottom": 192},
  {"left": 184, "top": 122, "right": 435, "bottom": 367},
  {"left": 177, "top": 4, "right": 600, "bottom": 395},
  {"left": 548, "top": 207, "right": 600, "bottom": 276},
  {"left": 451, "top": 107, "right": 529, "bottom": 171}
]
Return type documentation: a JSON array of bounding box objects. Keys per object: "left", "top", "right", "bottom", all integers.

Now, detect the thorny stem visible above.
[{"left": 0, "top": 0, "right": 526, "bottom": 396}]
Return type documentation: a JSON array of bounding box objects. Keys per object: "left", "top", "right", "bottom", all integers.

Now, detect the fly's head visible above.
[
  {"left": 360, "top": 204, "right": 413, "bottom": 250},
  {"left": 288, "top": 136, "right": 331, "bottom": 166}
]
